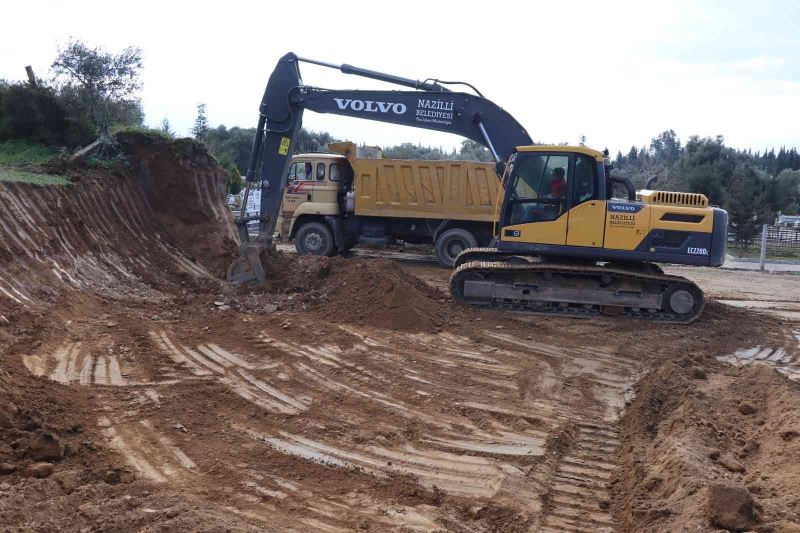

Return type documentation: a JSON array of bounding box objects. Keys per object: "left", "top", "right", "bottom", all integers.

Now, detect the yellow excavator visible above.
[{"left": 229, "top": 53, "right": 727, "bottom": 323}]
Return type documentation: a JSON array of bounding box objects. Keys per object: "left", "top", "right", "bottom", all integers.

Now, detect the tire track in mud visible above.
[
  {"left": 150, "top": 330, "right": 311, "bottom": 415},
  {"left": 98, "top": 415, "right": 197, "bottom": 483},
  {"left": 482, "top": 333, "right": 637, "bottom": 532},
  {"left": 23, "top": 342, "right": 129, "bottom": 386},
  {"left": 16, "top": 309, "right": 644, "bottom": 531},
  {"left": 212, "top": 322, "right": 644, "bottom": 529},
  {"left": 718, "top": 328, "right": 800, "bottom": 381}
]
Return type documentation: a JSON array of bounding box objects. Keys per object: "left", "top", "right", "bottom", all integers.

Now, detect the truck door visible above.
[
  {"left": 499, "top": 153, "right": 569, "bottom": 245},
  {"left": 310, "top": 161, "right": 340, "bottom": 205},
  {"left": 279, "top": 160, "right": 311, "bottom": 238},
  {"left": 284, "top": 160, "right": 313, "bottom": 205}
]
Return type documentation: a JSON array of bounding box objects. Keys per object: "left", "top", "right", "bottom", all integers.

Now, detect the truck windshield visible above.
[{"left": 286, "top": 161, "right": 315, "bottom": 181}]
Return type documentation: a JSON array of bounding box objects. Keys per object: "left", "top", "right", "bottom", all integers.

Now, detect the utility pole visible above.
[
  {"left": 25, "top": 66, "right": 37, "bottom": 87},
  {"left": 759, "top": 224, "right": 768, "bottom": 271}
]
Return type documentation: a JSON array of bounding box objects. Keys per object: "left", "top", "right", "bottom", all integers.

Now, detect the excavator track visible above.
[{"left": 450, "top": 258, "right": 704, "bottom": 324}]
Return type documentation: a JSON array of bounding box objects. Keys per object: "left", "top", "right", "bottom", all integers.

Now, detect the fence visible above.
[{"left": 730, "top": 224, "right": 800, "bottom": 267}]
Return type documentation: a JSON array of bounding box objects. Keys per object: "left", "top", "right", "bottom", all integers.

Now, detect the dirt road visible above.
[{"left": 1, "top": 134, "right": 798, "bottom": 532}]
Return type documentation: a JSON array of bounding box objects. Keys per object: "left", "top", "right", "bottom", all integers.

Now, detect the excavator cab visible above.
[{"left": 497, "top": 147, "right": 608, "bottom": 249}]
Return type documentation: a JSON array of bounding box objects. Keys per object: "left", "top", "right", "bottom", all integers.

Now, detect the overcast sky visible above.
[{"left": 2, "top": 0, "right": 798, "bottom": 155}]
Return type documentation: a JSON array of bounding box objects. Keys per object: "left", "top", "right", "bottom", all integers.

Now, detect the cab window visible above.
[
  {"left": 287, "top": 161, "right": 313, "bottom": 181},
  {"left": 286, "top": 161, "right": 303, "bottom": 184},
  {"left": 506, "top": 154, "right": 569, "bottom": 225},
  {"left": 573, "top": 155, "right": 595, "bottom": 205},
  {"left": 316, "top": 162, "right": 325, "bottom": 181},
  {"left": 329, "top": 163, "right": 340, "bottom": 181}
]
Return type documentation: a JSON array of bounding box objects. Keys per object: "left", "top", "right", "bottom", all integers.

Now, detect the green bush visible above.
[{"left": 0, "top": 81, "right": 94, "bottom": 147}]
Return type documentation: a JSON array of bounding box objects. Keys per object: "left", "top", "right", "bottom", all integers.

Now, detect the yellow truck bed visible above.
[{"left": 330, "top": 142, "right": 500, "bottom": 221}]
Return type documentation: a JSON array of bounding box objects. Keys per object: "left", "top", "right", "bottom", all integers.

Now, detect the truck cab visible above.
[{"left": 278, "top": 153, "right": 347, "bottom": 247}]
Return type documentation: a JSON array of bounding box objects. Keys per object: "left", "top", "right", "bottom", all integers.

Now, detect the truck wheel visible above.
[
  {"left": 295, "top": 222, "right": 335, "bottom": 257},
  {"left": 435, "top": 228, "right": 478, "bottom": 268}
]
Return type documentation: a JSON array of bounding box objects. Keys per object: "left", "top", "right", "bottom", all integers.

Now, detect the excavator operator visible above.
[{"left": 547, "top": 167, "right": 567, "bottom": 200}]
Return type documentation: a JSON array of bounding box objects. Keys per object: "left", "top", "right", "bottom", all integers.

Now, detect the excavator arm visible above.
[{"left": 229, "top": 52, "right": 531, "bottom": 282}]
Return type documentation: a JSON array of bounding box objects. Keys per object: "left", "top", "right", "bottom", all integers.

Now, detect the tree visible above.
[
  {"left": 727, "top": 164, "right": 770, "bottom": 249},
  {"left": 649, "top": 130, "right": 682, "bottom": 165},
  {"left": 675, "top": 135, "right": 736, "bottom": 205},
  {"left": 458, "top": 139, "right": 492, "bottom": 162},
  {"left": 772, "top": 169, "right": 800, "bottom": 215},
  {"left": 160, "top": 116, "right": 174, "bottom": 137},
  {"left": 51, "top": 39, "right": 143, "bottom": 135},
  {"left": 579, "top": 135, "right": 587, "bottom": 147},
  {"left": 294, "top": 128, "right": 338, "bottom": 153},
  {"left": 626, "top": 146, "right": 639, "bottom": 166},
  {"left": 192, "top": 103, "right": 209, "bottom": 140},
  {"left": 227, "top": 163, "right": 243, "bottom": 195}
]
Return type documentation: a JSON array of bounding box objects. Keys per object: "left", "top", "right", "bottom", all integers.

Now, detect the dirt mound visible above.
[
  {"left": 115, "top": 131, "right": 238, "bottom": 277},
  {"left": 313, "top": 257, "right": 449, "bottom": 332},
  {"left": 611, "top": 359, "right": 800, "bottom": 531}
]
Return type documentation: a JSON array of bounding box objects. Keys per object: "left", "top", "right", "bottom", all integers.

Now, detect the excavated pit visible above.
[{"left": 1, "top": 133, "right": 799, "bottom": 532}]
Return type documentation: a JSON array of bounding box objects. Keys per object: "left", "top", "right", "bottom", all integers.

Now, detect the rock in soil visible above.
[
  {"left": 706, "top": 482, "right": 757, "bottom": 531},
  {"left": 104, "top": 468, "right": 135, "bottom": 485},
  {"left": 718, "top": 453, "right": 747, "bottom": 473},
  {"left": 24, "top": 462, "right": 54, "bottom": 478},
  {"left": 28, "top": 431, "right": 64, "bottom": 461},
  {"left": 738, "top": 402, "right": 757, "bottom": 415},
  {"left": 52, "top": 469, "right": 82, "bottom": 494}
]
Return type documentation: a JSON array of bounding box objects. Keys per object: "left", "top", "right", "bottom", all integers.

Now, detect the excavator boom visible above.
[{"left": 229, "top": 52, "right": 531, "bottom": 282}]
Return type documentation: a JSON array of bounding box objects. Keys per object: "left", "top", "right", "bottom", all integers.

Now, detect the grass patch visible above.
[
  {"left": 0, "top": 140, "right": 60, "bottom": 165},
  {"left": 730, "top": 244, "right": 800, "bottom": 260},
  {"left": 0, "top": 167, "right": 69, "bottom": 186},
  {"left": 113, "top": 125, "right": 176, "bottom": 141}
]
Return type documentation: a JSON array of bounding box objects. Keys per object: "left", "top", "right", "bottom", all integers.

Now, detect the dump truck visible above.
[{"left": 278, "top": 141, "right": 501, "bottom": 267}]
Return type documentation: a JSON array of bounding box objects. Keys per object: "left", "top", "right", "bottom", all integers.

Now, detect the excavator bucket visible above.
[
  {"left": 227, "top": 180, "right": 271, "bottom": 283},
  {"left": 227, "top": 241, "right": 267, "bottom": 283}
]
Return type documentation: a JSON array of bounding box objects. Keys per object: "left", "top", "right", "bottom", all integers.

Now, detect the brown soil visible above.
[
  {"left": 611, "top": 340, "right": 800, "bottom": 532},
  {"left": 1, "top": 132, "right": 798, "bottom": 532},
  {"left": 311, "top": 257, "right": 451, "bottom": 332}
]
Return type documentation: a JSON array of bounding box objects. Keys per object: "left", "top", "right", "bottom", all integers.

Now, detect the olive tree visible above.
[{"left": 52, "top": 39, "right": 143, "bottom": 135}]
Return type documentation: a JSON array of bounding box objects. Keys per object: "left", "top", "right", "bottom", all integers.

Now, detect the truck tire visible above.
[
  {"left": 295, "top": 222, "right": 335, "bottom": 257},
  {"left": 435, "top": 228, "right": 478, "bottom": 268}
]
